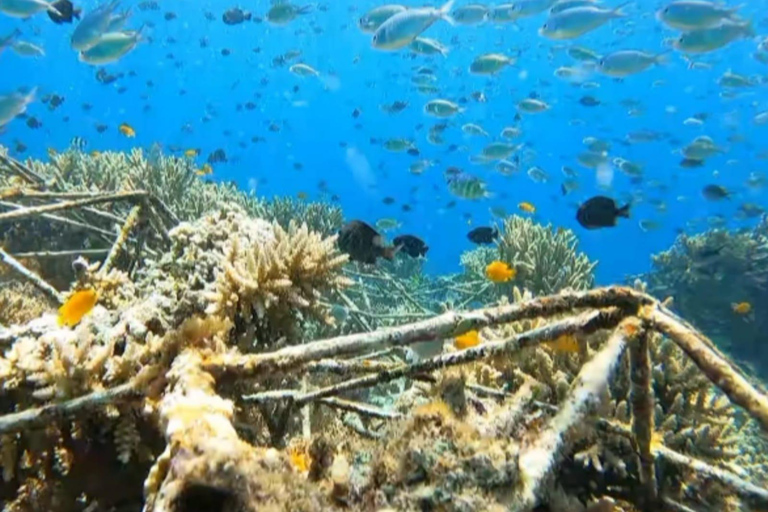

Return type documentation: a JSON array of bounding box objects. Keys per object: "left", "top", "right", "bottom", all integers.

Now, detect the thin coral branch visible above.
[
  {"left": 318, "top": 397, "right": 401, "bottom": 420},
  {"left": 598, "top": 419, "right": 768, "bottom": 506},
  {"left": 0, "top": 190, "right": 148, "bottom": 222},
  {"left": 0, "top": 200, "right": 118, "bottom": 238},
  {"left": 0, "top": 381, "right": 141, "bottom": 435},
  {"left": 305, "top": 358, "right": 399, "bottom": 376},
  {"left": 628, "top": 325, "right": 658, "bottom": 509},
  {"left": 206, "top": 286, "right": 649, "bottom": 377},
  {"left": 646, "top": 306, "right": 768, "bottom": 431},
  {"left": 661, "top": 498, "right": 702, "bottom": 512},
  {"left": 514, "top": 318, "right": 638, "bottom": 512},
  {"left": 10, "top": 248, "right": 111, "bottom": 259},
  {"left": 242, "top": 309, "right": 624, "bottom": 407},
  {"left": 0, "top": 246, "right": 63, "bottom": 303},
  {"left": 656, "top": 444, "right": 768, "bottom": 505},
  {"left": 0, "top": 153, "right": 46, "bottom": 185},
  {"left": 99, "top": 205, "right": 141, "bottom": 276}
]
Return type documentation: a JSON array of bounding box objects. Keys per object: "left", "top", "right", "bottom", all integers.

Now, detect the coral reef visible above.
[
  {"left": 646, "top": 220, "right": 768, "bottom": 380},
  {"left": 1, "top": 150, "right": 767, "bottom": 512}
]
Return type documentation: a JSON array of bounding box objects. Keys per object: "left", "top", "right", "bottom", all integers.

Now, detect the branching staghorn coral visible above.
[
  {"left": 460, "top": 216, "right": 597, "bottom": 302},
  {"left": 497, "top": 215, "right": 597, "bottom": 295},
  {"left": 1, "top": 146, "right": 343, "bottom": 289},
  {"left": 647, "top": 220, "right": 768, "bottom": 380}
]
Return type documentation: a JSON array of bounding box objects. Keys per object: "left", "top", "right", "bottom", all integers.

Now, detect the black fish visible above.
[
  {"left": 679, "top": 158, "right": 703, "bottom": 168},
  {"left": 337, "top": 220, "right": 396, "bottom": 265},
  {"left": 207, "top": 148, "right": 227, "bottom": 164},
  {"left": 579, "top": 95, "right": 600, "bottom": 107},
  {"left": 467, "top": 226, "right": 498, "bottom": 245},
  {"left": 393, "top": 235, "right": 428, "bottom": 258},
  {"left": 702, "top": 184, "right": 729, "bottom": 201},
  {"left": 576, "top": 196, "right": 630, "bottom": 229},
  {"left": 48, "top": 0, "right": 81, "bottom": 24},
  {"left": 222, "top": 7, "right": 251, "bottom": 25}
]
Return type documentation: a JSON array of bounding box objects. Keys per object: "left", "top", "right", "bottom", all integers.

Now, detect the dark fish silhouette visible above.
[
  {"left": 222, "top": 7, "right": 252, "bottom": 25},
  {"left": 576, "top": 196, "right": 630, "bottom": 229},
  {"left": 702, "top": 184, "right": 730, "bottom": 201},
  {"left": 579, "top": 95, "right": 600, "bottom": 107},
  {"left": 48, "top": 0, "right": 81, "bottom": 24},
  {"left": 337, "top": 220, "right": 396, "bottom": 264},
  {"left": 679, "top": 158, "right": 704, "bottom": 168},
  {"left": 467, "top": 226, "right": 498, "bottom": 245},
  {"left": 393, "top": 234, "right": 428, "bottom": 258}
]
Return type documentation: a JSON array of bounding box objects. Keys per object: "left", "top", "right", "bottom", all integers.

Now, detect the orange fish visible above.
[
  {"left": 544, "top": 334, "right": 580, "bottom": 353},
  {"left": 195, "top": 163, "right": 213, "bottom": 176},
  {"left": 118, "top": 123, "right": 136, "bottom": 138},
  {"left": 58, "top": 289, "right": 98, "bottom": 327},
  {"left": 485, "top": 260, "right": 516, "bottom": 283},
  {"left": 454, "top": 329, "right": 480, "bottom": 350},
  {"left": 732, "top": 302, "right": 751, "bottom": 315},
  {"left": 518, "top": 201, "right": 536, "bottom": 214}
]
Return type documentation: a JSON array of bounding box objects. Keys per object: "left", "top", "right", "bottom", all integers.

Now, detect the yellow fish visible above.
[
  {"left": 118, "top": 123, "right": 136, "bottom": 138},
  {"left": 454, "top": 330, "right": 480, "bottom": 350},
  {"left": 47, "top": 147, "right": 57, "bottom": 158},
  {"left": 90, "top": 150, "right": 101, "bottom": 157},
  {"left": 195, "top": 163, "right": 213, "bottom": 176},
  {"left": 184, "top": 148, "right": 199, "bottom": 158},
  {"left": 485, "top": 260, "right": 516, "bottom": 283},
  {"left": 544, "top": 334, "right": 580, "bottom": 353},
  {"left": 58, "top": 289, "right": 98, "bottom": 327},
  {"left": 732, "top": 302, "right": 751, "bottom": 315},
  {"left": 297, "top": 191, "right": 308, "bottom": 200},
  {"left": 518, "top": 201, "right": 536, "bottom": 213}
]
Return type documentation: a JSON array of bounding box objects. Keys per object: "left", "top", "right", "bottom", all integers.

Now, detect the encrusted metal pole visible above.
[
  {"left": 629, "top": 325, "right": 658, "bottom": 509},
  {"left": 647, "top": 307, "right": 768, "bottom": 431},
  {"left": 513, "top": 318, "right": 638, "bottom": 511},
  {"left": 0, "top": 246, "right": 63, "bottom": 303}
]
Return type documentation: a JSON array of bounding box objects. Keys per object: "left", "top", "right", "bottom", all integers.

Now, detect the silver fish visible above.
[
  {"left": 0, "top": 88, "right": 35, "bottom": 127},
  {"left": 70, "top": 0, "right": 121, "bottom": 51}
]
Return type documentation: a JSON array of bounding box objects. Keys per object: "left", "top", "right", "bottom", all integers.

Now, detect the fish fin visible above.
[
  {"left": 611, "top": 1, "right": 632, "bottom": 17},
  {"left": 616, "top": 203, "right": 631, "bottom": 218},
  {"left": 45, "top": 1, "right": 62, "bottom": 17},
  {"left": 73, "top": 7, "right": 82, "bottom": 19},
  {"left": 297, "top": 4, "right": 315, "bottom": 15},
  {"left": 726, "top": 3, "right": 745, "bottom": 17},
  {"left": 438, "top": 0, "right": 455, "bottom": 25}
]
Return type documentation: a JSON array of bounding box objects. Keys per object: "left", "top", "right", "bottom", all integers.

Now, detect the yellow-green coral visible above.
[{"left": 461, "top": 216, "right": 596, "bottom": 297}]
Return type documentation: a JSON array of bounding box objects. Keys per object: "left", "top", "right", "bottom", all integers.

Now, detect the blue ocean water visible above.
[{"left": 1, "top": 0, "right": 765, "bottom": 285}]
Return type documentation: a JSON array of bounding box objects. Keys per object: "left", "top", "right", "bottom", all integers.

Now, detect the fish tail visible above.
[
  {"left": 382, "top": 245, "right": 398, "bottom": 261},
  {"left": 611, "top": 1, "right": 632, "bottom": 17},
  {"left": 617, "top": 203, "right": 631, "bottom": 218},
  {"left": 655, "top": 49, "right": 672, "bottom": 65},
  {"left": 438, "top": 0, "right": 455, "bottom": 25},
  {"left": 741, "top": 20, "right": 756, "bottom": 37}
]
